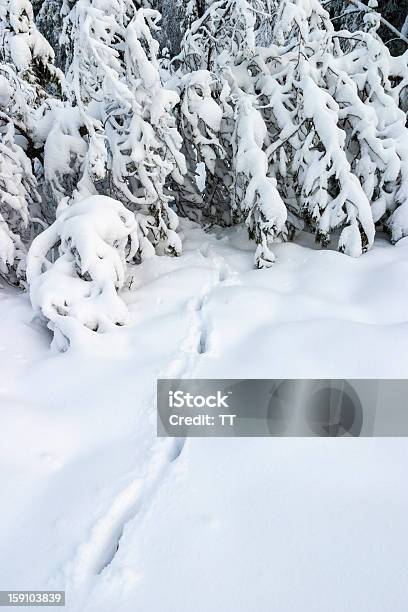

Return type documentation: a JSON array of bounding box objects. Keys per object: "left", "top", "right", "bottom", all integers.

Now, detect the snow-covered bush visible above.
[
  {"left": 0, "top": 0, "right": 62, "bottom": 93},
  {"left": 259, "top": 0, "right": 408, "bottom": 253},
  {"left": 58, "top": 2, "right": 186, "bottom": 257},
  {"left": 35, "top": 0, "right": 66, "bottom": 69},
  {"left": 175, "top": 69, "right": 226, "bottom": 222},
  {"left": 175, "top": 0, "right": 260, "bottom": 72},
  {"left": 104, "top": 8, "right": 186, "bottom": 256},
  {"left": 330, "top": 0, "right": 408, "bottom": 56},
  {"left": 233, "top": 92, "right": 287, "bottom": 267},
  {"left": 174, "top": 0, "right": 284, "bottom": 264},
  {"left": 0, "top": 63, "right": 44, "bottom": 284},
  {"left": 0, "top": 122, "right": 41, "bottom": 283},
  {"left": 26, "top": 195, "right": 141, "bottom": 351},
  {"left": 57, "top": 0, "right": 128, "bottom": 201},
  {"left": 178, "top": 71, "right": 234, "bottom": 227},
  {"left": 40, "top": 103, "right": 89, "bottom": 215},
  {"left": 173, "top": 0, "right": 408, "bottom": 261},
  {"left": 0, "top": 0, "right": 62, "bottom": 284}
]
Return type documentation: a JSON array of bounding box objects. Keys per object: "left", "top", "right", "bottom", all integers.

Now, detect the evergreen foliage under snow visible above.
[{"left": 0, "top": 0, "right": 408, "bottom": 347}]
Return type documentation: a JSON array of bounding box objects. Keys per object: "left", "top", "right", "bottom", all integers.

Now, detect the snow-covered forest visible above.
[
  {"left": 0, "top": 0, "right": 407, "bottom": 348},
  {"left": 2, "top": 2, "right": 408, "bottom": 611}
]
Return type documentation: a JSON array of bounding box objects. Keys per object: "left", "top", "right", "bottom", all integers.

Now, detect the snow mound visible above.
[{"left": 26, "top": 195, "right": 139, "bottom": 351}]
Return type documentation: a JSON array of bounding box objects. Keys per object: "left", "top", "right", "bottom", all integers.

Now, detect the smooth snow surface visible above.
[{"left": 1, "top": 221, "right": 408, "bottom": 611}]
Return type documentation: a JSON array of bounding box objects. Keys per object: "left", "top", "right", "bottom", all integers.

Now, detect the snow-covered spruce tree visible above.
[
  {"left": 256, "top": 0, "right": 280, "bottom": 46},
  {"left": 0, "top": 0, "right": 61, "bottom": 284},
  {"left": 35, "top": 0, "right": 66, "bottom": 69},
  {"left": 26, "top": 195, "right": 139, "bottom": 351},
  {"left": 246, "top": 0, "right": 408, "bottom": 255},
  {"left": 174, "top": 69, "right": 229, "bottom": 223},
  {"left": 233, "top": 91, "right": 287, "bottom": 266},
  {"left": 175, "top": 0, "right": 408, "bottom": 259},
  {"left": 330, "top": 0, "right": 408, "bottom": 56},
  {"left": 54, "top": 0, "right": 135, "bottom": 206},
  {"left": 51, "top": 3, "right": 185, "bottom": 258},
  {"left": 265, "top": 0, "right": 376, "bottom": 255},
  {"left": 0, "top": 113, "right": 40, "bottom": 284},
  {"left": 176, "top": 0, "right": 261, "bottom": 72},
  {"left": 174, "top": 0, "right": 288, "bottom": 264},
  {"left": 173, "top": 0, "right": 249, "bottom": 223},
  {"left": 0, "top": 0, "right": 62, "bottom": 90},
  {"left": 104, "top": 9, "right": 186, "bottom": 256}
]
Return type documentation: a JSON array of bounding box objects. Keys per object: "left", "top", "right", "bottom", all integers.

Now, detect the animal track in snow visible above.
[
  {"left": 195, "top": 296, "right": 205, "bottom": 312},
  {"left": 65, "top": 242, "right": 239, "bottom": 593},
  {"left": 197, "top": 329, "right": 208, "bottom": 354},
  {"left": 218, "top": 267, "right": 229, "bottom": 282},
  {"left": 66, "top": 437, "right": 185, "bottom": 588}
]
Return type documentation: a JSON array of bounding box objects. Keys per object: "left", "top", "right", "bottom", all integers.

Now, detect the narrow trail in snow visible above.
[
  {"left": 64, "top": 241, "right": 240, "bottom": 597},
  {"left": 193, "top": 243, "right": 240, "bottom": 359}
]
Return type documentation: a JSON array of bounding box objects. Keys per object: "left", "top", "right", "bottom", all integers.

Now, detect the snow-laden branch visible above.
[{"left": 324, "top": 0, "right": 408, "bottom": 45}]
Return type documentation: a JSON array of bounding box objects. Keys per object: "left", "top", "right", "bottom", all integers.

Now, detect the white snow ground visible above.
[{"left": 0, "top": 221, "right": 408, "bottom": 611}]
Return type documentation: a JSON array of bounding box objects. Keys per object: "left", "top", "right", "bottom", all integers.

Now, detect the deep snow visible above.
[{"left": 1, "top": 221, "right": 408, "bottom": 611}]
